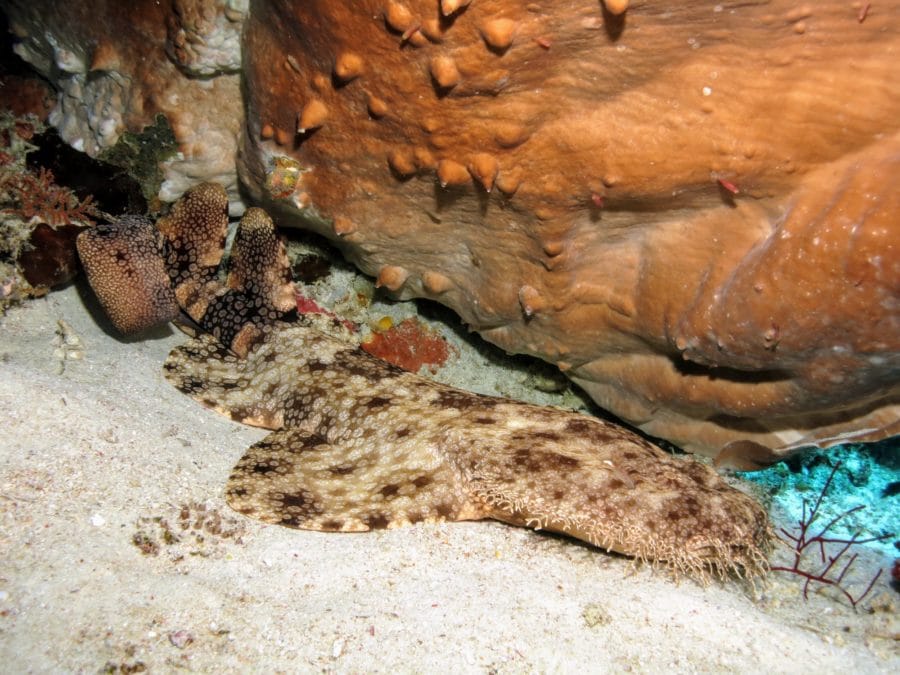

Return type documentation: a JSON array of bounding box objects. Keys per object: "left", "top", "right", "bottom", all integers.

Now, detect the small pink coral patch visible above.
[{"left": 361, "top": 317, "right": 453, "bottom": 373}]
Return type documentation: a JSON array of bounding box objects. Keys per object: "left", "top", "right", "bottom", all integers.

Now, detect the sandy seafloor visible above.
[{"left": 0, "top": 282, "right": 897, "bottom": 674}]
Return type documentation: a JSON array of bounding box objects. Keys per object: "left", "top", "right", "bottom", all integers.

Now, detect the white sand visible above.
[{"left": 1, "top": 284, "right": 897, "bottom": 673}]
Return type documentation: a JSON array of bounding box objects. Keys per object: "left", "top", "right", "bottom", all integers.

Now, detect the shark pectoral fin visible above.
[
  {"left": 163, "top": 331, "right": 286, "bottom": 429},
  {"left": 225, "top": 428, "right": 488, "bottom": 532}
]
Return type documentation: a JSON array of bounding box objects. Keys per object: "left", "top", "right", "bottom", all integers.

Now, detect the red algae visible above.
[
  {"left": 361, "top": 317, "right": 453, "bottom": 373},
  {"left": 295, "top": 293, "right": 357, "bottom": 332}
]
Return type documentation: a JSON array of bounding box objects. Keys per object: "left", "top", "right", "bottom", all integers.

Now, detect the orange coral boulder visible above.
[
  {"left": 5, "top": 0, "right": 898, "bottom": 459},
  {"left": 236, "top": 0, "right": 899, "bottom": 460}
]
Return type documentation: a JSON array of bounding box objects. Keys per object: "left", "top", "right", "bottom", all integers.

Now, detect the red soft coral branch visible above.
[
  {"left": 771, "top": 461, "right": 893, "bottom": 609},
  {"left": 1, "top": 166, "right": 99, "bottom": 225}
]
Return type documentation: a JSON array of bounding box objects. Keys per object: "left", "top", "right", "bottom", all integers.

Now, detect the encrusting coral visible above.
[
  {"left": 77, "top": 183, "right": 772, "bottom": 579},
  {"left": 6, "top": 0, "right": 899, "bottom": 462}
]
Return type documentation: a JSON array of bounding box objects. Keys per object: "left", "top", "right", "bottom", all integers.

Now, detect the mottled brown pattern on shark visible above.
[
  {"left": 166, "top": 323, "right": 772, "bottom": 578},
  {"left": 77, "top": 182, "right": 773, "bottom": 579}
]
